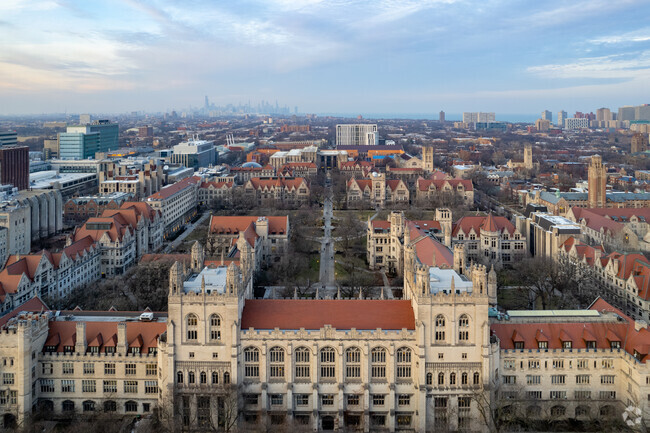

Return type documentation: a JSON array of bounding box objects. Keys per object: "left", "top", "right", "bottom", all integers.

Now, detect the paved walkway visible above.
[{"left": 163, "top": 210, "right": 210, "bottom": 253}]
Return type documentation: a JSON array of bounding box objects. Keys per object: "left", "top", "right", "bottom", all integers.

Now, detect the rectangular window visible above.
[
  {"left": 270, "top": 394, "right": 283, "bottom": 406},
  {"left": 601, "top": 375, "right": 615, "bottom": 384},
  {"left": 575, "top": 390, "right": 591, "bottom": 399},
  {"left": 526, "top": 391, "right": 542, "bottom": 399},
  {"left": 124, "top": 380, "right": 138, "bottom": 393},
  {"left": 125, "top": 363, "right": 136, "bottom": 375},
  {"left": 42, "top": 363, "right": 53, "bottom": 375},
  {"left": 104, "top": 363, "right": 115, "bottom": 375},
  {"left": 538, "top": 341, "right": 548, "bottom": 349},
  {"left": 528, "top": 359, "right": 540, "bottom": 369},
  {"left": 295, "top": 394, "right": 309, "bottom": 406},
  {"left": 577, "top": 359, "right": 589, "bottom": 369},
  {"left": 602, "top": 359, "right": 614, "bottom": 369},
  {"left": 146, "top": 364, "right": 157, "bottom": 376},
  {"left": 103, "top": 380, "right": 117, "bottom": 393},
  {"left": 552, "top": 360, "right": 564, "bottom": 369},
  {"left": 40, "top": 379, "right": 54, "bottom": 393},
  {"left": 82, "top": 380, "right": 96, "bottom": 393},
  {"left": 503, "top": 375, "right": 516, "bottom": 384},
  {"left": 145, "top": 381, "right": 158, "bottom": 394},
  {"left": 62, "top": 362, "right": 74, "bottom": 375},
  {"left": 550, "top": 390, "right": 567, "bottom": 399},
  {"left": 526, "top": 375, "right": 540, "bottom": 385},
  {"left": 599, "top": 391, "right": 616, "bottom": 399},
  {"left": 398, "top": 394, "right": 410, "bottom": 406},
  {"left": 347, "top": 395, "right": 360, "bottom": 406},
  {"left": 551, "top": 375, "right": 566, "bottom": 384},
  {"left": 244, "top": 394, "right": 258, "bottom": 405},
  {"left": 321, "top": 394, "right": 334, "bottom": 406},
  {"left": 83, "top": 363, "right": 94, "bottom": 375},
  {"left": 2, "top": 373, "right": 14, "bottom": 385},
  {"left": 576, "top": 374, "right": 590, "bottom": 384},
  {"left": 503, "top": 360, "right": 515, "bottom": 369},
  {"left": 61, "top": 380, "right": 75, "bottom": 393},
  {"left": 372, "top": 394, "right": 385, "bottom": 406}
]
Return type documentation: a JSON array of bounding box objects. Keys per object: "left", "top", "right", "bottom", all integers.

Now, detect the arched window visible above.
[
  {"left": 104, "top": 400, "right": 117, "bottom": 412},
  {"left": 575, "top": 406, "right": 590, "bottom": 417},
  {"left": 435, "top": 315, "right": 446, "bottom": 342},
  {"left": 244, "top": 347, "right": 260, "bottom": 379},
  {"left": 371, "top": 347, "right": 386, "bottom": 379},
  {"left": 200, "top": 371, "right": 207, "bottom": 384},
  {"left": 209, "top": 314, "right": 221, "bottom": 341},
  {"left": 269, "top": 347, "right": 285, "bottom": 379},
  {"left": 426, "top": 372, "right": 433, "bottom": 385},
  {"left": 600, "top": 405, "right": 615, "bottom": 417},
  {"left": 223, "top": 372, "right": 230, "bottom": 384},
  {"left": 188, "top": 372, "right": 195, "bottom": 384},
  {"left": 461, "top": 372, "right": 468, "bottom": 385},
  {"left": 177, "top": 371, "right": 183, "bottom": 384},
  {"left": 320, "top": 347, "right": 336, "bottom": 380},
  {"left": 295, "top": 347, "right": 310, "bottom": 379},
  {"left": 396, "top": 347, "right": 412, "bottom": 379},
  {"left": 473, "top": 372, "right": 480, "bottom": 385},
  {"left": 438, "top": 372, "right": 444, "bottom": 385},
  {"left": 550, "top": 405, "right": 565, "bottom": 417},
  {"left": 212, "top": 372, "right": 219, "bottom": 384},
  {"left": 458, "top": 314, "right": 469, "bottom": 341},
  {"left": 450, "top": 373, "right": 456, "bottom": 385},
  {"left": 186, "top": 314, "right": 198, "bottom": 341},
  {"left": 345, "top": 347, "right": 361, "bottom": 380},
  {"left": 83, "top": 400, "right": 95, "bottom": 412},
  {"left": 125, "top": 401, "right": 138, "bottom": 413},
  {"left": 62, "top": 400, "right": 74, "bottom": 412}
]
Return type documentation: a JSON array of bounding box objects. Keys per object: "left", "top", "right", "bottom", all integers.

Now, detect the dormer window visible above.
[
  {"left": 130, "top": 347, "right": 140, "bottom": 354},
  {"left": 148, "top": 347, "right": 157, "bottom": 355},
  {"left": 610, "top": 341, "right": 621, "bottom": 349},
  {"left": 514, "top": 342, "right": 524, "bottom": 350},
  {"left": 89, "top": 346, "right": 99, "bottom": 354},
  {"left": 63, "top": 346, "right": 74, "bottom": 353},
  {"left": 586, "top": 341, "right": 596, "bottom": 349},
  {"left": 105, "top": 347, "right": 115, "bottom": 354},
  {"left": 562, "top": 341, "right": 572, "bottom": 349},
  {"left": 538, "top": 341, "right": 548, "bottom": 350},
  {"left": 45, "top": 346, "right": 57, "bottom": 353}
]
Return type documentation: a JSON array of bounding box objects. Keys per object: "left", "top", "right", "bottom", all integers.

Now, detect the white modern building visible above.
[{"left": 336, "top": 124, "right": 378, "bottom": 146}]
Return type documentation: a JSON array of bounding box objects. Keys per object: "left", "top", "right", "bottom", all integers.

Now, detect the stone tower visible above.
[
  {"left": 488, "top": 264, "right": 497, "bottom": 306},
  {"left": 454, "top": 243, "right": 466, "bottom": 275},
  {"left": 524, "top": 144, "right": 533, "bottom": 170},
  {"left": 422, "top": 144, "right": 435, "bottom": 173},
  {"left": 588, "top": 155, "right": 606, "bottom": 208},
  {"left": 190, "top": 241, "right": 204, "bottom": 272},
  {"left": 435, "top": 208, "right": 453, "bottom": 247},
  {"left": 371, "top": 172, "right": 386, "bottom": 208}
]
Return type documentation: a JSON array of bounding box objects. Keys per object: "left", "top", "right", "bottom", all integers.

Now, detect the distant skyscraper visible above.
[
  {"left": 204, "top": 95, "right": 209, "bottom": 110},
  {"left": 59, "top": 126, "right": 100, "bottom": 159},
  {"left": 588, "top": 155, "right": 606, "bottom": 208},
  {"left": 631, "top": 133, "right": 649, "bottom": 154},
  {"left": 439, "top": 111, "right": 445, "bottom": 123},
  {"left": 618, "top": 106, "right": 636, "bottom": 122},
  {"left": 89, "top": 120, "right": 119, "bottom": 153},
  {"left": 0, "top": 146, "right": 29, "bottom": 190},
  {"left": 0, "top": 131, "right": 18, "bottom": 147},
  {"left": 535, "top": 119, "right": 551, "bottom": 132},
  {"left": 462, "top": 112, "right": 495, "bottom": 124},
  {"left": 336, "top": 124, "right": 378, "bottom": 146},
  {"left": 557, "top": 110, "right": 567, "bottom": 128},
  {"left": 596, "top": 108, "right": 612, "bottom": 122},
  {"left": 541, "top": 110, "right": 552, "bottom": 122},
  {"left": 565, "top": 118, "right": 590, "bottom": 130},
  {"left": 79, "top": 114, "right": 91, "bottom": 125}
]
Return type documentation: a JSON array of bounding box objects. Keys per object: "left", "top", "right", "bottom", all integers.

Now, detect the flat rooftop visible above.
[
  {"left": 429, "top": 268, "right": 472, "bottom": 294},
  {"left": 183, "top": 266, "right": 228, "bottom": 294}
]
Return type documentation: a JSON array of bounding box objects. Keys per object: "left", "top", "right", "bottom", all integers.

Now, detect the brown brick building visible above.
[{"left": 0, "top": 146, "right": 29, "bottom": 190}]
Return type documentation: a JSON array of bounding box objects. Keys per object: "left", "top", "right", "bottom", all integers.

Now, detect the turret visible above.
[
  {"left": 488, "top": 264, "right": 497, "bottom": 306},
  {"left": 453, "top": 243, "right": 466, "bottom": 275},
  {"left": 389, "top": 211, "right": 405, "bottom": 238},
  {"left": 190, "top": 241, "right": 204, "bottom": 273},
  {"left": 226, "top": 262, "right": 242, "bottom": 295},
  {"left": 169, "top": 261, "right": 183, "bottom": 295}
]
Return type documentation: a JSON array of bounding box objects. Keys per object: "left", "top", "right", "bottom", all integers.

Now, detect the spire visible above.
[
  {"left": 450, "top": 275, "right": 455, "bottom": 292},
  {"left": 358, "top": 288, "right": 363, "bottom": 299},
  {"left": 201, "top": 275, "right": 206, "bottom": 294},
  {"left": 337, "top": 286, "right": 341, "bottom": 300},
  {"left": 220, "top": 250, "right": 224, "bottom": 266},
  {"left": 315, "top": 286, "right": 319, "bottom": 299},
  {"left": 294, "top": 287, "right": 298, "bottom": 299},
  {"left": 380, "top": 287, "right": 385, "bottom": 300}
]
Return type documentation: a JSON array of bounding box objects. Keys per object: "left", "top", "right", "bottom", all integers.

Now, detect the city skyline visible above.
[{"left": 1, "top": 0, "right": 650, "bottom": 115}]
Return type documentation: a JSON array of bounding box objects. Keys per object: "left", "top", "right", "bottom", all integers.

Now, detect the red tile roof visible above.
[
  {"left": 452, "top": 214, "right": 515, "bottom": 237},
  {"left": 147, "top": 176, "right": 200, "bottom": 201},
  {"left": 246, "top": 177, "right": 307, "bottom": 191},
  {"left": 240, "top": 299, "right": 415, "bottom": 330},
  {"left": 570, "top": 207, "right": 624, "bottom": 235},
  {"left": 209, "top": 216, "right": 288, "bottom": 236},
  {"left": 417, "top": 178, "right": 473, "bottom": 191},
  {"left": 0, "top": 297, "right": 48, "bottom": 328},
  {"left": 407, "top": 221, "right": 453, "bottom": 267}
]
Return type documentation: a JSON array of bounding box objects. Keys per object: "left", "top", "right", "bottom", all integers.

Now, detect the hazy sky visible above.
[{"left": 1, "top": 0, "right": 650, "bottom": 117}]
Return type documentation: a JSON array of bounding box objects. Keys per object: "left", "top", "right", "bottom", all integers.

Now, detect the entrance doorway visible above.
[{"left": 322, "top": 415, "right": 335, "bottom": 431}]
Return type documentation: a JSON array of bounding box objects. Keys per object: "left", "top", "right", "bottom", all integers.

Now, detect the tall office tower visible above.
[
  {"left": 618, "top": 106, "right": 636, "bottom": 122},
  {"left": 0, "top": 146, "right": 29, "bottom": 190},
  {"left": 462, "top": 112, "right": 495, "bottom": 124},
  {"left": 557, "top": 110, "right": 567, "bottom": 128},
  {"left": 636, "top": 105, "right": 650, "bottom": 122},
  {"left": 588, "top": 155, "right": 606, "bottom": 208},
  {"left": 89, "top": 120, "right": 119, "bottom": 153},
  {"left": 439, "top": 111, "right": 445, "bottom": 123},
  {"left": 596, "top": 108, "right": 612, "bottom": 122},
  {"left": 631, "top": 133, "right": 649, "bottom": 153},
  {"left": 0, "top": 131, "right": 18, "bottom": 147},
  {"left": 204, "top": 95, "right": 209, "bottom": 110},
  {"left": 336, "top": 124, "right": 378, "bottom": 146},
  {"left": 58, "top": 126, "right": 100, "bottom": 159},
  {"left": 541, "top": 110, "right": 552, "bottom": 122},
  {"left": 79, "top": 114, "right": 91, "bottom": 125}
]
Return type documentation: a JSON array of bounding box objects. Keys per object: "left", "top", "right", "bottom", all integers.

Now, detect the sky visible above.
[{"left": 1, "top": 0, "right": 650, "bottom": 118}]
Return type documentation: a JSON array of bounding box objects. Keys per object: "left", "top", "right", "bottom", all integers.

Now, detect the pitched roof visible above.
[
  {"left": 209, "top": 216, "right": 289, "bottom": 236},
  {"left": 240, "top": 299, "right": 415, "bottom": 330},
  {"left": 147, "top": 176, "right": 200, "bottom": 201},
  {"left": 407, "top": 221, "right": 453, "bottom": 268},
  {"left": 0, "top": 297, "right": 48, "bottom": 328},
  {"left": 45, "top": 321, "right": 166, "bottom": 353},
  {"left": 452, "top": 214, "right": 516, "bottom": 237},
  {"left": 247, "top": 177, "right": 307, "bottom": 190},
  {"left": 417, "top": 178, "right": 473, "bottom": 191}
]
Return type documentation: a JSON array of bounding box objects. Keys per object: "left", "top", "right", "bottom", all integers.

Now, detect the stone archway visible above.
[
  {"left": 3, "top": 413, "right": 16, "bottom": 429},
  {"left": 321, "top": 415, "right": 335, "bottom": 431}
]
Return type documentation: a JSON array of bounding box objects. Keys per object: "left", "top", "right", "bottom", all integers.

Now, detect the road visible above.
[
  {"left": 163, "top": 210, "right": 210, "bottom": 253},
  {"left": 318, "top": 181, "right": 335, "bottom": 288}
]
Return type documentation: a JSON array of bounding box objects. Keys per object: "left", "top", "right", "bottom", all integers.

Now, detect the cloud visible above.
[
  {"left": 589, "top": 27, "right": 650, "bottom": 45},
  {"left": 527, "top": 51, "right": 650, "bottom": 80}
]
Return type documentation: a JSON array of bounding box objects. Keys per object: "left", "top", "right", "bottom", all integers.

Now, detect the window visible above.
[
  {"left": 550, "top": 405, "right": 566, "bottom": 416},
  {"left": 602, "top": 359, "right": 614, "bottom": 369},
  {"left": 270, "top": 394, "right": 283, "bottom": 406},
  {"left": 527, "top": 391, "right": 542, "bottom": 399},
  {"left": 347, "top": 394, "right": 360, "bottom": 406},
  {"left": 461, "top": 372, "right": 468, "bottom": 385},
  {"left": 610, "top": 341, "right": 621, "bottom": 349},
  {"left": 82, "top": 380, "right": 96, "bottom": 393},
  {"left": 576, "top": 374, "right": 590, "bottom": 384},
  {"left": 209, "top": 314, "right": 221, "bottom": 341},
  {"left": 552, "top": 359, "right": 564, "bottom": 369},
  {"left": 577, "top": 359, "right": 589, "bottom": 369},
  {"left": 562, "top": 341, "right": 572, "bottom": 349},
  {"left": 295, "top": 347, "right": 310, "bottom": 379},
  {"left": 450, "top": 372, "right": 456, "bottom": 385},
  {"left": 575, "top": 406, "right": 590, "bottom": 417},
  {"left": 528, "top": 359, "right": 540, "bottom": 369},
  {"left": 458, "top": 397, "right": 471, "bottom": 430},
  {"left": 125, "top": 363, "right": 136, "bottom": 375},
  {"left": 550, "top": 391, "right": 567, "bottom": 399},
  {"left": 458, "top": 314, "right": 470, "bottom": 341},
  {"left": 371, "top": 415, "right": 386, "bottom": 427},
  {"left": 212, "top": 371, "right": 219, "bottom": 384},
  {"left": 474, "top": 372, "right": 480, "bottom": 385},
  {"left": 177, "top": 371, "right": 184, "bottom": 384},
  {"left": 586, "top": 340, "right": 596, "bottom": 349},
  {"left": 146, "top": 364, "right": 157, "bottom": 376},
  {"left": 188, "top": 372, "right": 195, "bottom": 384},
  {"left": 345, "top": 347, "right": 361, "bottom": 380},
  {"left": 503, "top": 359, "right": 515, "bottom": 369},
  {"left": 62, "top": 362, "right": 74, "bottom": 375},
  {"left": 503, "top": 375, "right": 516, "bottom": 385},
  {"left": 104, "top": 363, "right": 115, "bottom": 375},
  {"left": 435, "top": 315, "right": 445, "bottom": 342},
  {"left": 514, "top": 342, "right": 524, "bottom": 350},
  {"left": 600, "top": 391, "right": 616, "bottom": 400},
  {"left": 104, "top": 400, "right": 117, "bottom": 412},
  {"left": 321, "top": 394, "right": 334, "bottom": 406},
  {"left": 61, "top": 380, "right": 75, "bottom": 393},
  {"left": 372, "top": 394, "right": 385, "bottom": 406},
  {"left": 551, "top": 375, "right": 566, "bottom": 384},
  {"left": 601, "top": 375, "right": 615, "bottom": 384},
  {"left": 186, "top": 313, "right": 198, "bottom": 341},
  {"left": 426, "top": 372, "right": 433, "bottom": 385},
  {"left": 125, "top": 401, "right": 138, "bottom": 412},
  {"left": 295, "top": 394, "right": 309, "bottom": 406},
  {"left": 40, "top": 379, "right": 54, "bottom": 393},
  {"left": 62, "top": 400, "right": 74, "bottom": 412},
  {"left": 396, "top": 347, "right": 412, "bottom": 379},
  {"left": 574, "top": 390, "right": 591, "bottom": 399},
  {"left": 244, "top": 394, "right": 259, "bottom": 405},
  {"left": 124, "top": 381, "right": 138, "bottom": 393},
  {"left": 398, "top": 394, "right": 410, "bottom": 406},
  {"left": 371, "top": 347, "right": 386, "bottom": 379},
  {"left": 82, "top": 400, "right": 95, "bottom": 412},
  {"left": 526, "top": 375, "right": 541, "bottom": 385},
  {"left": 2, "top": 373, "right": 14, "bottom": 385},
  {"left": 320, "top": 347, "right": 336, "bottom": 379},
  {"left": 200, "top": 372, "right": 207, "bottom": 384},
  {"left": 42, "top": 363, "right": 53, "bottom": 375},
  {"left": 83, "top": 363, "right": 94, "bottom": 375},
  {"left": 538, "top": 341, "right": 548, "bottom": 349},
  {"left": 269, "top": 347, "right": 285, "bottom": 379},
  {"left": 244, "top": 347, "right": 260, "bottom": 379},
  {"left": 103, "top": 380, "right": 117, "bottom": 393}
]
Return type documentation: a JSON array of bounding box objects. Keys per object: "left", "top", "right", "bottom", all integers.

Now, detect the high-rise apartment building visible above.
[
  {"left": 462, "top": 112, "right": 495, "bottom": 124},
  {"left": 565, "top": 117, "right": 590, "bottom": 130},
  {"left": 631, "top": 133, "right": 649, "bottom": 154},
  {"left": 588, "top": 155, "right": 606, "bottom": 208},
  {"left": 0, "top": 131, "right": 18, "bottom": 147},
  {"left": 439, "top": 111, "right": 445, "bottom": 123},
  {"left": 0, "top": 146, "right": 29, "bottom": 190},
  {"left": 58, "top": 126, "right": 100, "bottom": 159},
  {"left": 335, "top": 124, "right": 378, "bottom": 146},
  {"left": 557, "top": 110, "right": 567, "bottom": 127},
  {"left": 618, "top": 105, "right": 636, "bottom": 122},
  {"left": 596, "top": 107, "right": 612, "bottom": 122},
  {"left": 541, "top": 110, "right": 552, "bottom": 122},
  {"left": 535, "top": 119, "right": 551, "bottom": 132}
]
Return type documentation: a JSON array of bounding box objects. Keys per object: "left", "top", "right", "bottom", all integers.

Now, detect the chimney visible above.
[
  {"left": 117, "top": 322, "right": 128, "bottom": 355},
  {"left": 75, "top": 322, "right": 86, "bottom": 354}
]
